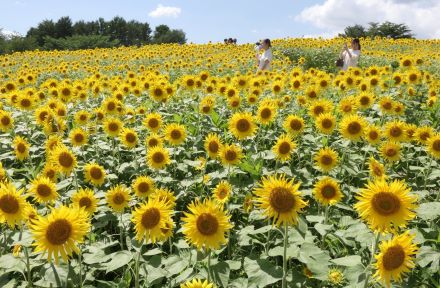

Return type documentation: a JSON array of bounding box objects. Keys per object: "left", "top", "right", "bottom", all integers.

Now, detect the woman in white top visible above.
[
  {"left": 256, "top": 39, "right": 273, "bottom": 72},
  {"left": 341, "top": 38, "right": 361, "bottom": 71}
]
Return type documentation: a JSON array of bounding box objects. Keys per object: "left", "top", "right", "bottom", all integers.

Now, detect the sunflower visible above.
[
  {"left": 256, "top": 102, "right": 277, "bottom": 125},
  {"left": 51, "top": 145, "right": 77, "bottom": 176},
  {"left": 145, "top": 133, "right": 163, "bottom": 148},
  {"left": 314, "top": 147, "right": 339, "bottom": 173},
  {"left": 103, "top": 117, "right": 123, "bottom": 137},
  {"left": 218, "top": 144, "right": 243, "bottom": 166},
  {"left": 69, "top": 128, "right": 88, "bottom": 147},
  {"left": 315, "top": 113, "right": 336, "bottom": 135},
  {"left": 181, "top": 278, "right": 214, "bottom": 288},
  {"left": 74, "top": 110, "right": 91, "bottom": 125},
  {"left": 132, "top": 176, "right": 155, "bottom": 198},
  {"left": 212, "top": 181, "right": 232, "bottom": 204},
  {"left": 415, "top": 126, "right": 434, "bottom": 144},
  {"left": 354, "top": 179, "right": 418, "bottom": 232},
  {"left": 0, "top": 182, "right": 27, "bottom": 227},
  {"left": 164, "top": 123, "right": 186, "bottom": 146},
  {"left": 383, "top": 120, "right": 407, "bottom": 142},
  {"left": 119, "top": 128, "right": 138, "bottom": 149},
  {"left": 426, "top": 134, "right": 440, "bottom": 158},
  {"left": 131, "top": 197, "right": 173, "bottom": 243},
  {"left": 30, "top": 205, "right": 90, "bottom": 264},
  {"left": 29, "top": 176, "right": 58, "bottom": 204},
  {"left": 380, "top": 141, "right": 401, "bottom": 162},
  {"left": 339, "top": 114, "right": 367, "bottom": 141},
  {"left": 328, "top": 268, "right": 345, "bottom": 286},
  {"left": 204, "top": 133, "right": 223, "bottom": 158},
  {"left": 71, "top": 188, "right": 98, "bottom": 215},
  {"left": 228, "top": 112, "right": 257, "bottom": 140},
  {"left": 151, "top": 188, "right": 176, "bottom": 209},
  {"left": 0, "top": 163, "right": 6, "bottom": 182},
  {"left": 13, "top": 136, "right": 30, "bottom": 161},
  {"left": 147, "top": 146, "right": 170, "bottom": 170},
  {"left": 379, "top": 97, "right": 394, "bottom": 114},
  {"left": 368, "top": 157, "right": 387, "bottom": 180},
  {"left": 254, "top": 174, "right": 307, "bottom": 226},
  {"left": 308, "top": 99, "right": 333, "bottom": 118},
  {"left": 0, "top": 110, "right": 14, "bottom": 132},
  {"left": 364, "top": 125, "right": 382, "bottom": 145},
  {"left": 41, "top": 163, "right": 57, "bottom": 182},
  {"left": 283, "top": 115, "right": 305, "bottom": 136},
  {"left": 272, "top": 134, "right": 296, "bottom": 162},
  {"left": 338, "top": 96, "right": 357, "bottom": 115},
  {"left": 45, "top": 135, "right": 63, "bottom": 154},
  {"left": 182, "top": 198, "right": 232, "bottom": 250},
  {"left": 84, "top": 163, "right": 106, "bottom": 186},
  {"left": 106, "top": 185, "right": 131, "bottom": 213},
  {"left": 313, "top": 177, "right": 343, "bottom": 206},
  {"left": 373, "top": 231, "right": 418, "bottom": 288}
]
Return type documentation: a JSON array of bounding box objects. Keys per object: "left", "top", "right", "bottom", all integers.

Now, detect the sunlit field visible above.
[{"left": 0, "top": 37, "right": 439, "bottom": 288}]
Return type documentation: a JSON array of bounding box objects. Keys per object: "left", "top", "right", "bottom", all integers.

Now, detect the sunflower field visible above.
[{"left": 0, "top": 37, "right": 439, "bottom": 288}]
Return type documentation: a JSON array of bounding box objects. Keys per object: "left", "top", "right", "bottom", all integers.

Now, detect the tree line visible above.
[
  {"left": 340, "top": 21, "right": 413, "bottom": 39},
  {"left": 0, "top": 16, "right": 186, "bottom": 54}
]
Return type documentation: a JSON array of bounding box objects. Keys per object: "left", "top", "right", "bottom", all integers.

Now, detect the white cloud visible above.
[
  {"left": 148, "top": 4, "right": 181, "bottom": 18},
  {"left": 296, "top": 0, "right": 440, "bottom": 38}
]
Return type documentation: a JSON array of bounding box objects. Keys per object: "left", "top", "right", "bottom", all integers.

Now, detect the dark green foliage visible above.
[
  {"left": 43, "top": 35, "right": 120, "bottom": 50},
  {"left": 341, "top": 21, "right": 414, "bottom": 39}
]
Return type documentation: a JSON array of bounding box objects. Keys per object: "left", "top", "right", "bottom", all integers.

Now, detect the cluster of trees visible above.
[
  {"left": 340, "top": 21, "right": 413, "bottom": 39},
  {"left": 0, "top": 16, "right": 186, "bottom": 54}
]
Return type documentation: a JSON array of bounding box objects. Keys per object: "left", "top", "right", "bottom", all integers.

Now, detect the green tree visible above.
[
  {"left": 153, "top": 25, "right": 186, "bottom": 44},
  {"left": 340, "top": 24, "right": 367, "bottom": 38},
  {"left": 374, "top": 21, "right": 413, "bottom": 39},
  {"left": 55, "top": 16, "right": 73, "bottom": 38},
  {"left": 27, "top": 19, "right": 56, "bottom": 46}
]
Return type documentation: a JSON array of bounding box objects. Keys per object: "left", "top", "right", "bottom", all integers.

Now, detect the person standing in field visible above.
[
  {"left": 341, "top": 38, "right": 361, "bottom": 71},
  {"left": 256, "top": 39, "right": 273, "bottom": 72}
]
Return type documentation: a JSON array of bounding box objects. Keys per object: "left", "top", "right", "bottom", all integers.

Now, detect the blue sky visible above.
[{"left": 1, "top": 0, "right": 439, "bottom": 42}]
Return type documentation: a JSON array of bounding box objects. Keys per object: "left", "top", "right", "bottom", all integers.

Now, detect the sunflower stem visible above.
[
  {"left": 207, "top": 249, "right": 212, "bottom": 283},
  {"left": 135, "top": 250, "right": 141, "bottom": 288},
  {"left": 363, "top": 233, "right": 380, "bottom": 288},
  {"left": 119, "top": 213, "right": 124, "bottom": 250},
  {"left": 24, "top": 246, "right": 32, "bottom": 287},
  {"left": 324, "top": 205, "right": 330, "bottom": 225},
  {"left": 282, "top": 224, "right": 289, "bottom": 288},
  {"left": 78, "top": 248, "right": 83, "bottom": 288}
]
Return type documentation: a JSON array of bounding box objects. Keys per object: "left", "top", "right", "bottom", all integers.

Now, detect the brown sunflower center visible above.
[
  {"left": 196, "top": 213, "right": 219, "bottom": 236},
  {"left": 390, "top": 127, "right": 402, "bottom": 138},
  {"left": 260, "top": 108, "right": 271, "bottom": 119},
  {"left": 79, "top": 197, "right": 92, "bottom": 208},
  {"left": 420, "top": 132, "right": 430, "bottom": 141},
  {"left": 58, "top": 152, "right": 74, "bottom": 168},
  {"left": 322, "top": 118, "right": 333, "bottom": 129},
  {"left": 125, "top": 133, "right": 136, "bottom": 143},
  {"left": 152, "top": 152, "right": 165, "bottom": 163},
  {"left": 290, "top": 119, "right": 302, "bottom": 131},
  {"left": 148, "top": 138, "right": 158, "bottom": 147},
  {"left": 202, "top": 106, "right": 211, "bottom": 113},
  {"left": 90, "top": 167, "right": 103, "bottom": 180},
  {"left": 112, "top": 193, "right": 125, "bottom": 205},
  {"left": 360, "top": 96, "right": 370, "bottom": 105},
  {"left": 320, "top": 155, "right": 333, "bottom": 166},
  {"left": 46, "top": 219, "right": 72, "bottom": 245},
  {"left": 385, "top": 147, "right": 397, "bottom": 157},
  {"left": 369, "top": 131, "right": 379, "bottom": 140},
  {"left": 37, "top": 184, "right": 52, "bottom": 197},
  {"left": 208, "top": 141, "right": 219, "bottom": 153},
  {"left": 74, "top": 133, "right": 84, "bottom": 143},
  {"left": 225, "top": 150, "right": 237, "bottom": 161},
  {"left": 321, "top": 185, "right": 336, "bottom": 199},
  {"left": 170, "top": 129, "right": 182, "bottom": 140},
  {"left": 17, "top": 143, "right": 26, "bottom": 153},
  {"left": 278, "top": 142, "right": 291, "bottom": 155},
  {"left": 313, "top": 106, "right": 324, "bottom": 116},
  {"left": 148, "top": 118, "right": 159, "bottom": 128},
  {"left": 372, "top": 192, "right": 401, "bottom": 216},
  {"left": 108, "top": 123, "right": 119, "bottom": 132},
  {"left": 347, "top": 122, "right": 361, "bottom": 135},
  {"left": 141, "top": 208, "right": 161, "bottom": 229},
  {"left": 1, "top": 116, "right": 11, "bottom": 126},
  {"left": 21, "top": 99, "right": 31, "bottom": 107},
  {"left": 218, "top": 188, "right": 228, "bottom": 199},
  {"left": 382, "top": 245, "right": 405, "bottom": 271},
  {"left": 137, "top": 182, "right": 150, "bottom": 194},
  {"left": 269, "top": 187, "right": 295, "bottom": 213},
  {"left": 236, "top": 119, "right": 251, "bottom": 132},
  {"left": 373, "top": 166, "right": 383, "bottom": 177},
  {"left": 382, "top": 102, "right": 392, "bottom": 110},
  {"left": 0, "top": 195, "right": 19, "bottom": 214},
  {"left": 432, "top": 139, "right": 440, "bottom": 152}
]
